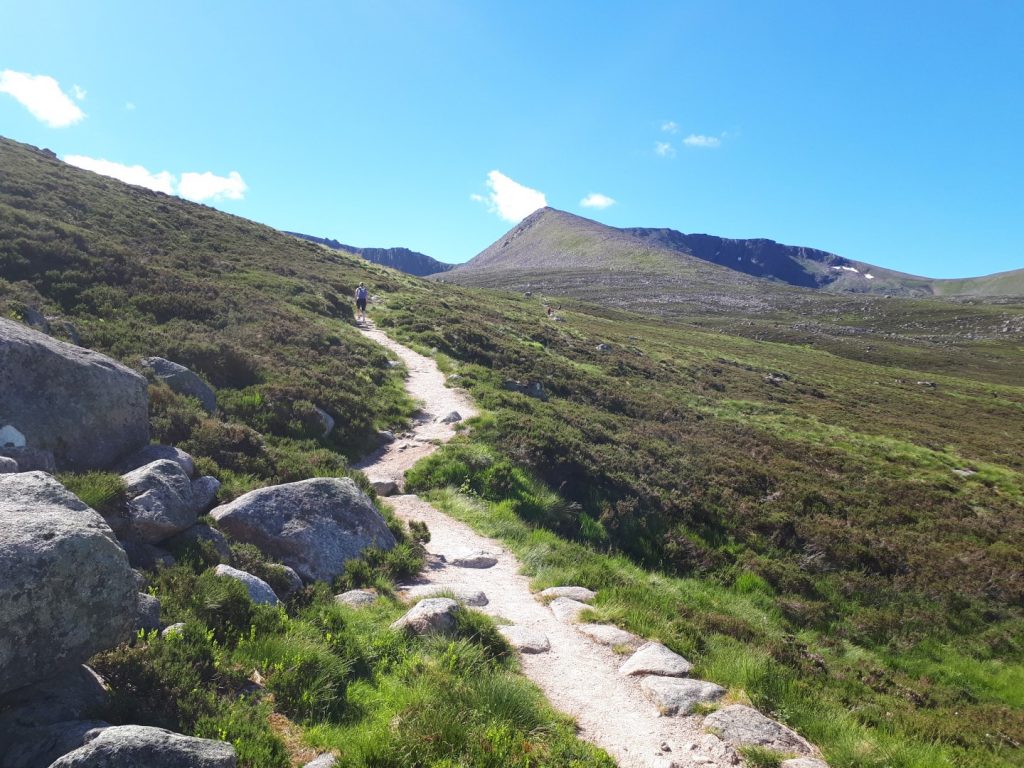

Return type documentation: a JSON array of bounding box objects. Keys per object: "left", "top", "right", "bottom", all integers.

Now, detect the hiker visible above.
[
  {"left": 546, "top": 305, "right": 552, "bottom": 318},
  {"left": 354, "top": 282, "right": 368, "bottom": 322}
]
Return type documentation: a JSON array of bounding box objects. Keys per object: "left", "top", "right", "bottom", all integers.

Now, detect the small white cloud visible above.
[
  {"left": 475, "top": 170, "right": 547, "bottom": 223},
  {"left": 661, "top": 120, "right": 679, "bottom": 134},
  {"left": 0, "top": 69, "right": 85, "bottom": 127},
  {"left": 125, "top": 101, "right": 136, "bottom": 111},
  {"left": 683, "top": 134, "right": 721, "bottom": 148},
  {"left": 655, "top": 141, "right": 676, "bottom": 158},
  {"left": 178, "top": 171, "right": 247, "bottom": 202},
  {"left": 72, "top": 85, "right": 87, "bottom": 101},
  {"left": 64, "top": 154, "right": 175, "bottom": 193},
  {"left": 580, "top": 193, "right": 616, "bottom": 209}
]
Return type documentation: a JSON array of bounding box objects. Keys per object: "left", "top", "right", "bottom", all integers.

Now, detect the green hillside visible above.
[{"left": 2, "top": 134, "right": 1023, "bottom": 767}]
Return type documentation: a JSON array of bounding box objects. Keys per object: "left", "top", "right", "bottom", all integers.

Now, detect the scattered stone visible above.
[
  {"left": 578, "top": 623, "right": 642, "bottom": 649},
  {"left": 0, "top": 318, "right": 149, "bottom": 471},
  {"left": 141, "top": 356, "right": 218, "bottom": 413},
  {"left": 498, "top": 625, "right": 550, "bottom": 653},
  {"left": 210, "top": 477, "right": 396, "bottom": 584},
  {"left": 167, "top": 523, "right": 232, "bottom": 563},
  {"left": 303, "top": 755, "right": 337, "bottom": 768},
  {"left": 405, "top": 584, "right": 488, "bottom": 606},
  {"left": 136, "top": 592, "right": 161, "bottom": 632},
  {"left": 161, "top": 623, "right": 186, "bottom": 638},
  {"left": 952, "top": 468, "right": 977, "bottom": 478},
  {"left": 377, "top": 430, "right": 396, "bottom": 444},
  {"left": 549, "top": 597, "right": 591, "bottom": 623},
  {"left": 335, "top": 589, "right": 378, "bottom": 608},
  {"left": 450, "top": 550, "right": 498, "bottom": 568},
  {"left": 619, "top": 642, "right": 692, "bottom": 678},
  {"left": 314, "top": 406, "right": 335, "bottom": 437},
  {"left": 0, "top": 472, "right": 136, "bottom": 696},
  {"left": 386, "top": 360, "right": 401, "bottom": 369},
  {"left": 439, "top": 411, "right": 462, "bottom": 424},
  {"left": 117, "top": 444, "right": 195, "bottom": 477},
  {"left": 121, "top": 459, "right": 198, "bottom": 543},
  {"left": 120, "top": 540, "right": 175, "bottom": 571},
  {"left": 190, "top": 476, "right": 222, "bottom": 513},
  {"left": 214, "top": 564, "right": 279, "bottom": 605},
  {"left": 596, "top": 343, "right": 611, "bottom": 352},
  {"left": 502, "top": 379, "right": 549, "bottom": 401},
  {"left": 48, "top": 725, "right": 237, "bottom": 767},
  {"left": 640, "top": 676, "right": 725, "bottom": 715},
  {"left": 0, "top": 456, "right": 17, "bottom": 473},
  {"left": 916, "top": 380, "right": 937, "bottom": 388},
  {"left": 540, "top": 586, "right": 596, "bottom": 602},
  {"left": 781, "top": 759, "right": 830, "bottom": 768},
  {"left": 372, "top": 479, "right": 400, "bottom": 496},
  {"left": 703, "top": 704, "right": 812, "bottom": 755},
  {"left": 390, "top": 598, "right": 460, "bottom": 636}
]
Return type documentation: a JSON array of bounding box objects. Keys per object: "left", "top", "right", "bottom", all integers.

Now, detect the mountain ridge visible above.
[{"left": 284, "top": 231, "right": 454, "bottom": 277}]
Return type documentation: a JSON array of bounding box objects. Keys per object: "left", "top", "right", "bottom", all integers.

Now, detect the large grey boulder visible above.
[
  {"left": 117, "top": 444, "right": 195, "bottom": 477},
  {"left": 210, "top": 477, "right": 396, "bottom": 583},
  {"left": 703, "top": 704, "right": 813, "bottom": 754},
  {"left": 0, "top": 319, "right": 149, "bottom": 471},
  {"left": 0, "top": 473, "right": 136, "bottom": 696},
  {"left": 619, "top": 641, "right": 692, "bottom": 677},
  {"left": 135, "top": 593, "right": 161, "bottom": 632},
  {"left": 214, "top": 564, "right": 279, "bottom": 605},
  {"left": 191, "top": 475, "right": 221, "bottom": 513},
  {"left": 141, "top": 357, "right": 217, "bottom": 414},
  {"left": 391, "top": 598, "right": 461, "bottom": 636},
  {"left": 121, "top": 459, "right": 198, "bottom": 543},
  {"left": 640, "top": 676, "right": 726, "bottom": 715},
  {"left": 49, "top": 725, "right": 237, "bottom": 767}
]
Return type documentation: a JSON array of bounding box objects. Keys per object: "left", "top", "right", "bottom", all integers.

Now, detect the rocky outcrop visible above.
[
  {"left": 141, "top": 357, "right": 217, "bottom": 414},
  {"left": 210, "top": 478, "right": 396, "bottom": 583},
  {"left": 0, "top": 318, "right": 149, "bottom": 471},
  {"left": 49, "top": 725, "right": 237, "bottom": 767},
  {"left": 0, "top": 473, "right": 136, "bottom": 696},
  {"left": 391, "top": 598, "right": 461, "bottom": 636},
  {"left": 121, "top": 460, "right": 199, "bottom": 543},
  {"left": 703, "top": 704, "right": 813, "bottom": 754},
  {"left": 214, "top": 565, "right": 279, "bottom": 605}
]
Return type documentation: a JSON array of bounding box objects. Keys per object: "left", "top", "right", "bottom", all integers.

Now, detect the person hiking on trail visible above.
[{"left": 354, "top": 282, "right": 368, "bottom": 322}]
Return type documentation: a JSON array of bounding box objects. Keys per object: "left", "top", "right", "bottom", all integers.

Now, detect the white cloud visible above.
[
  {"left": 661, "top": 120, "right": 679, "bottom": 134},
  {"left": 125, "top": 101, "right": 136, "bottom": 111},
  {"left": 63, "top": 154, "right": 248, "bottom": 202},
  {"left": 0, "top": 70, "right": 85, "bottom": 127},
  {"left": 475, "top": 170, "right": 547, "bottom": 223},
  {"left": 655, "top": 141, "right": 676, "bottom": 158},
  {"left": 580, "top": 193, "right": 616, "bottom": 209},
  {"left": 72, "top": 84, "right": 86, "bottom": 101},
  {"left": 179, "top": 171, "right": 247, "bottom": 202},
  {"left": 64, "top": 155, "right": 175, "bottom": 194},
  {"left": 683, "top": 134, "right": 721, "bottom": 148}
]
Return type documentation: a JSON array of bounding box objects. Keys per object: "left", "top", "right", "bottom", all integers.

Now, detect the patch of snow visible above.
[
  {"left": 864, "top": 273, "right": 875, "bottom": 279},
  {"left": 830, "top": 265, "right": 860, "bottom": 273}
]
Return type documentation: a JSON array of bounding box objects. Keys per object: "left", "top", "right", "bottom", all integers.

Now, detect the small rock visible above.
[
  {"left": 405, "top": 584, "right": 488, "bottom": 606},
  {"left": 540, "top": 586, "right": 596, "bottom": 602},
  {"left": 578, "top": 623, "right": 642, "bottom": 649},
  {"left": 191, "top": 476, "right": 221, "bottom": 513},
  {"left": 596, "top": 343, "right": 611, "bottom": 352},
  {"left": 377, "top": 430, "right": 396, "bottom": 444},
  {"left": 0, "top": 456, "right": 17, "bottom": 473},
  {"left": 161, "top": 623, "right": 186, "bottom": 638},
  {"left": 703, "top": 704, "right": 812, "bottom": 754},
  {"left": 117, "top": 444, "right": 195, "bottom": 477},
  {"left": 303, "top": 755, "right": 337, "bottom": 768},
  {"left": 450, "top": 550, "right": 498, "bottom": 568},
  {"left": 372, "top": 479, "right": 400, "bottom": 496},
  {"left": 549, "top": 597, "right": 590, "bottom": 622},
  {"left": 314, "top": 406, "right": 335, "bottom": 437},
  {"left": 498, "top": 625, "right": 550, "bottom": 653},
  {"left": 214, "top": 564, "right": 279, "bottom": 605},
  {"left": 275, "top": 565, "right": 305, "bottom": 601},
  {"left": 620, "top": 642, "right": 692, "bottom": 677},
  {"left": 781, "top": 759, "right": 830, "bottom": 768},
  {"left": 641, "top": 676, "right": 726, "bottom": 715},
  {"left": 48, "top": 725, "right": 237, "bottom": 767},
  {"left": 142, "top": 357, "right": 218, "bottom": 413},
  {"left": 390, "top": 598, "right": 460, "bottom": 636},
  {"left": 952, "top": 468, "right": 977, "bottom": 478},
  {"left": 439, "top": 411, "right": 462, "bottom": 424},
  {"left": 916, "top": 380, "right": 937, "bottom": 388},
  {"left": 136, "top": 593, "right": 161, "bottom": 633},
  {"left": 335, "top": 589, "right": 378, "bottom": 607}
]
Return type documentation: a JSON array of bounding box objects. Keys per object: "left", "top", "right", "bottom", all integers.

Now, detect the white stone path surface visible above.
[{"left": 353, "top": 320, "right": 784, "bottom": 768}]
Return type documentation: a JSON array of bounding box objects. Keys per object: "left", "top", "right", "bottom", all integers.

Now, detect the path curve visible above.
[{"left": 354, "top": 321, "right": 744, "bottom": 768}]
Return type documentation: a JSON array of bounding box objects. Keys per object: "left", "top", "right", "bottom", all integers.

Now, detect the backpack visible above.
[{"left": 356, "top": 286, "right": 367, "bottom": 300}]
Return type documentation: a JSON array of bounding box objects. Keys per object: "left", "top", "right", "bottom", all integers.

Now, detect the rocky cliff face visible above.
[{"left": 284, "top": 232, "right": 454, "bottom": 277}]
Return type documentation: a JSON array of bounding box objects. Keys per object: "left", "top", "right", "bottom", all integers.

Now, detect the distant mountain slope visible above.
[
  {"left": 285, "top": 231, "right": 453, "bottom": 277},
  {"left": 445, "top": 207, "right": 1024, "bottom": 298}
]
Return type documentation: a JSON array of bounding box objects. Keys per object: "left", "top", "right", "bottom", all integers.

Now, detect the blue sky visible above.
[{"left": 1, "top": 1, "right": 1021, "bottom": 277}]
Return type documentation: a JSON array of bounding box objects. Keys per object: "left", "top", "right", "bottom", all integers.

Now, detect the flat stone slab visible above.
[
  {"left": 539, "top": 586, "right": 596, "bottom": 602},
  {"left": 498, "top": 625, "right": 551, "bottom": 653},
  {"left": 619, "top": 641, "right": 692, "bottom": 677},
  {"left": 549, "top": 597, "right": 591, "bottom": 623},
  {"left": 578, "top": 623, "right": 642, "bottom": 649},
  {"left": 334, "top": 589, "right": 378, "bottom": 607},
  {"left": 703, "top": 704, "right": 813, "bottom": 754},
  {"left": 449, "top": 550, "right": 498, "bottom": 568},
  {"left": 404, "top": 584, "right": 488, "bottom": 606},
  {"left": 640, "top": 676, "right": 726, "bottom": 715}
]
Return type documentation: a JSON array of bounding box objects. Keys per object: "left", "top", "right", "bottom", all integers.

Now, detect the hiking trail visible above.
[{"left": 354, "top": 320, "right": 811, "bottom": 768}]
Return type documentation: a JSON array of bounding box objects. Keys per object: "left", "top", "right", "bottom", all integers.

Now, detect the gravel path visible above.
[{"left": 354, "top": 320, "right": 742, "bottom": 768}]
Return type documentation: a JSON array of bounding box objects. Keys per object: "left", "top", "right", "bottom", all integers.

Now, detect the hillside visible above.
[
  {"left": 447, "top": 206, "right": 1024, "bottom": 297},
  {"left": 284, "top": 231, "right": 454, "bottom": 277},
  {"left": 2, "top": 133, "right": 1023, "bottom": 767}
]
